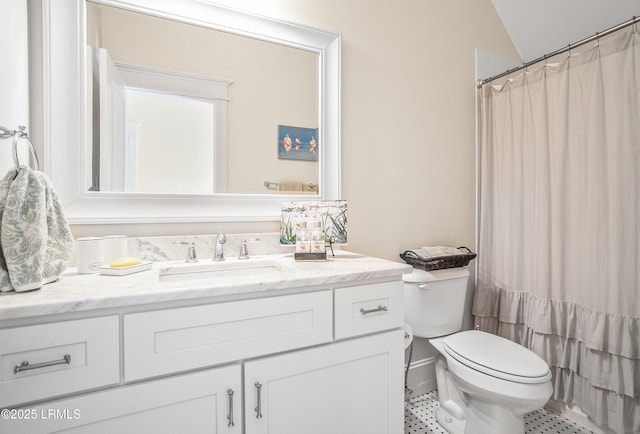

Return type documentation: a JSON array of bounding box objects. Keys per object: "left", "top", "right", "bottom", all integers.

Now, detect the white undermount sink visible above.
[{"left": 157, "top": 257, "right": 293, "bottom": 282}]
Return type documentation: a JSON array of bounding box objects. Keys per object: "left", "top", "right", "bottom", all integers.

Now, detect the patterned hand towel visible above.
[
  {"left": 0, "top": 168, "right": 18, "bottom": 292},
  {"left": 0, "top": 166, "right": 73, "bottom": 292}
]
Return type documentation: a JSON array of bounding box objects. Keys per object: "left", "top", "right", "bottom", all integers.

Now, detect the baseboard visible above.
[
  {"left": 405, "top": 356, "right": 437, "bottom": 398},
  {"left": 546, "top": 400, "right": 608, "bottom": 434}
]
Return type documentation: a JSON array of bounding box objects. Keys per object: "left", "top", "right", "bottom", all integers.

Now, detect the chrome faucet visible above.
[{"left": 214, "top": 232, "right": 227, "bottom": 261}]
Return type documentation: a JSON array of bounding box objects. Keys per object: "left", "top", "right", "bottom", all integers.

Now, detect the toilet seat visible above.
[{"left": 442, "top": 331, "right": 551, "bottom": 384}]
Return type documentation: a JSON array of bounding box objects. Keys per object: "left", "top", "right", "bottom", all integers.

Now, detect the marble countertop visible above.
[{"left": 0, "top": 251, "right": 412, "bottom": 320}]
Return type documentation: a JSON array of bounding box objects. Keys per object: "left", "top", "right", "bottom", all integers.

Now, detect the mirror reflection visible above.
[{"left": 86, "top": 1, "right": 320, "bottom": 195}]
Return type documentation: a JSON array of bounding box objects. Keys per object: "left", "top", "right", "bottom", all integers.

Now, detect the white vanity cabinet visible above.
[
  {"left": 242, "top": 282, "right": 404, "bottom": 434},
  {"left": 0, "top": 278, "right": 405, "bottom": 434}
]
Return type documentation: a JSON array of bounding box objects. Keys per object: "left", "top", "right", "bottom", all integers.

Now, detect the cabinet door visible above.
[
  {"left": 0, "top": 365, "right": 242, "bottom": 434},
  {"left": 244, "top": 329, "right": 404, "bottom": 434}
]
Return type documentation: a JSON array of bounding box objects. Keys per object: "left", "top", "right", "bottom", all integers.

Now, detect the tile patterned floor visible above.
[{"left": 405, "top": 391, "right": 598, "bottom": 434}]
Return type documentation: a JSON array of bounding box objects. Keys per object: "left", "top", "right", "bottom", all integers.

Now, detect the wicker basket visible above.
[{"left": 399, "top": 247, "right": 476, "bottom": 271}]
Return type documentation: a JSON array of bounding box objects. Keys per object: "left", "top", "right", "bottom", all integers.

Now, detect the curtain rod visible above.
[{"left": 477, "top": 15, "right": 640, "bottom": 88}]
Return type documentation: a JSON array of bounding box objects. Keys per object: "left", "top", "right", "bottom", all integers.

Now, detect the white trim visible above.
[
  {"left": 98, "top": 48, "right": 126, "bottom": 192},
  {"left": 114, "top": 62, "right": 232, "bottom": 100},
  {"left": 405, "top": 356, "right": 436, "bottom": 371},
  {"left": 33, "top": 0, "right": 341, "bottom": 224},
  {"left": 110, "top": 62, "right": 230, "bottom": 194}
]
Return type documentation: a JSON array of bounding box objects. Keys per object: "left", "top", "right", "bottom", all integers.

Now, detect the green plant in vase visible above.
[{"left": 280, "top": 215, "right": 297, "bottom": 244}]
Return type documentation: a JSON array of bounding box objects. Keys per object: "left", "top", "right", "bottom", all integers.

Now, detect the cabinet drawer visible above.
[
  {"left": 334, "top": 281, "right": 403, "bottom": 339},
  {"left": 0, "top": 316, "right": 119, "bottom": 407},
  {"left": 124, "top": 290, "right": 333, "bottom": 381},
  {"left": 0, "top": 365, "right": 242, "bottom": 434}
]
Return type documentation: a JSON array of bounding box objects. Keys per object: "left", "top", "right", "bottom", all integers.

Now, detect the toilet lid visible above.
[{"left": 443, "top": 331, "right": 551, "bottom": 384}]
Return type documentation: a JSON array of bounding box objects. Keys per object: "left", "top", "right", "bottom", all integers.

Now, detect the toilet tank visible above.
[{"left": 403, "top": 267, "right": 470, "bottom": 338}]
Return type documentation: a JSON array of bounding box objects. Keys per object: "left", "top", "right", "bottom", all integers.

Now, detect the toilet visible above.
[{"left": 403, "top": 267, "right": 553, "bottom": 434}]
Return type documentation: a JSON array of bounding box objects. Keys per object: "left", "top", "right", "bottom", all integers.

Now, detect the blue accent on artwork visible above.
[{"left": 278, "top": 125, "right": 319, "bottom": 161}]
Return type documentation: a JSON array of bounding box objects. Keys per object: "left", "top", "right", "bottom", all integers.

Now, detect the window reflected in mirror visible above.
[{"left": 126, "top": 89, "right": 214, "bottom": 194}]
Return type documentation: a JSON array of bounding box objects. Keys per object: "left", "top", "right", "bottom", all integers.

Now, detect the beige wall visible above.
[{"left": 73, "top": 0, "right": 519, "bottom": 262}]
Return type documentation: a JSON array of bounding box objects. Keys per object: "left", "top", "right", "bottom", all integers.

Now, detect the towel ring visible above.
[{"left": 0, "top": 125, "right": 40, "bottom": 171}]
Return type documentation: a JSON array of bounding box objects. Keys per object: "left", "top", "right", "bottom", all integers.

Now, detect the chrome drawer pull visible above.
[
  {"left": 360, "top": 305, "right": 388, "bottom": 315},
  {"left": 14, "top": 354, "right": 71, "bottom": 374},
  {"left": 227, "top": 388, "right": 235, "bottom": 427},
  {"left": 255, "top": 382, "right": 263, "bottom": 419}
]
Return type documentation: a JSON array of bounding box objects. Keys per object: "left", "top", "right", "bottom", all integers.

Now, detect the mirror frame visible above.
[{"left": 32, "top": 0, "right": 341, "bottom": 224}]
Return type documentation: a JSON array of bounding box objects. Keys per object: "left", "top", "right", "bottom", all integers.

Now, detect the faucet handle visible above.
[
  {"left": 238, "top": 238, "right": 260, "bottom": 260},
  {"left": 186, "top": 243, "right": 198, "bottom": 263},
  {"left": 174, "top": 241, "right": 198, "bottom": 263},
  {"left": 238, "top": 243, "right": 249, "bottom": 260}
]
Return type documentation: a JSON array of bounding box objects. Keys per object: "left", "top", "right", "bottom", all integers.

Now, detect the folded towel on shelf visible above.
[
  {"left": 0, "top": 166, "right": 73, "bottom": 292},
  {"left": 278, "top": 180, "right": 304, "bottom": 192},
  {"left": 302, "top": 183, "right": 318, "bottom": 192},
  {"left": 403, "top": 246, "right": 465, "bottom": 260}
]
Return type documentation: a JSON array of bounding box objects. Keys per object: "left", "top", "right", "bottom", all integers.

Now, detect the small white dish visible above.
[{"left": 98, "top": 261, "right": 152, "bottom": 276}]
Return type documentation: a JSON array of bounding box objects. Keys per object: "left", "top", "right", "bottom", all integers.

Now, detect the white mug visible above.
[
  {"left": 76, "top": 237, "right": 104, "bottom": 274},
  {"left": 103, "top": 235, "right": 128, "bottom": 265}
]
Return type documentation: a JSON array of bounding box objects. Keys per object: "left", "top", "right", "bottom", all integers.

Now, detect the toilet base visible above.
[
  {"left": 433, "top": 355, "right": 466, "bottom": 434},
  {"left": 434, "top": 398, "right": 525, "bottom": 434},
  {"left": 464, "top": 397, "right": 525, "bottom": 434},
  {"left": 431, "top": 351, "right": 535, "bottom": 434},
  {"left": 435, "top": 405, "right": 465, "bottom": 434}
]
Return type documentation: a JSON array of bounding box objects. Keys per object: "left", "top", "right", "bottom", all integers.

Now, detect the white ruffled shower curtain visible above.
[{"left": 475, "top": 25, "right": 640, "bottom": 434}]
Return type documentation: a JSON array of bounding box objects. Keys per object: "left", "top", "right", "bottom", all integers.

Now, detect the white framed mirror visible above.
[{"left": 31, "top": 0, "right": 341, "bottom": 224}]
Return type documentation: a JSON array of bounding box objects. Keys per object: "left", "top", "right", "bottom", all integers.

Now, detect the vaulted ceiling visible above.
[{"left": 491, "top": 0, "right": 639, "bottom": 62}]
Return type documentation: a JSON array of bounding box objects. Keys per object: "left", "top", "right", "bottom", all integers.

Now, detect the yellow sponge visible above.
[{"left": 109, "top": 257, "right": 143, "bottom": 268}]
